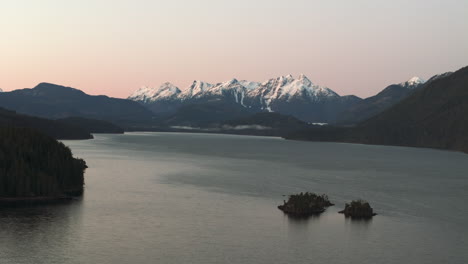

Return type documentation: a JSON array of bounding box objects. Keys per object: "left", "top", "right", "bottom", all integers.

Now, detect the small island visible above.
[
  {"left": 0, "top": 126, "right": 87, "bottom": 206},
  {"left": 339, "top": 200, "right": 377, "bottom": 218},
  {"left": 278, "top": 192, "right": 334, "bottom": 216}
]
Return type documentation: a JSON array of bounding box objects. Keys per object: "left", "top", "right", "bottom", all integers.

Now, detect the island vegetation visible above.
[
  {"left": 0, "top": 126, "right": 87, "bottom": 205},
  {"left": 339, "top": 200, "right": 377, "bottom": 218},
  {"left": 278, "top": 192, "right": 334, "bottom": 216}
]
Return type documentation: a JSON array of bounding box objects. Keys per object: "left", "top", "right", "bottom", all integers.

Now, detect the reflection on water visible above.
[
  {"left": 0, "top": 200, "right": 84, "bottom": 263},
  {"left": 1, "top": 132, "right": 467, "bottom": 264},
  {"left": 284, "top": 213, "right": 322, "bottom": 222},
  {"left": 344, "top": 217, "right": 373, "bottom": 232}
]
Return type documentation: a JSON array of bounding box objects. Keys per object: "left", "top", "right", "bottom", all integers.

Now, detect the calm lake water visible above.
[{"left": 1, "top": 132, "right": 468, "bottom": 264}]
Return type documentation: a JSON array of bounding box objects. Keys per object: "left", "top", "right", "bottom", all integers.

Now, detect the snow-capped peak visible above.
[
  {"left": 297, "top": 74, "right": 313, "bottom": 86},
  {"left": 224, "top": 78, "right": 239, "bottom": 86},
  {"left": 0, "top": 88, "right": 3, "bottom": 92},
  {"left": 239, "top": 80, "right": 260, "bottom": 90},
  {"left": 181, "top": 80, "right": 214, "bottom": 98},
  {"left": 277, "top": 74, "right": 337, "bottom": 100},
  {"left": 128, "top": 82, "right": 181, "bottom": 102},
  {"left": 400, "top": 76, "right": 425, "bottom": 88},
  {"left": 128, "top": 74, "right": 341, "bottom": 113}
]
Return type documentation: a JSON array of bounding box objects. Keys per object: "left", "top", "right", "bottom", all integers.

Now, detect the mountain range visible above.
[
  {"left": 286, "top": 66, "right": 468, "bottom": 153},
  {"left": 0, "top": 83, "right": 155, "bottom": 127},
  {"left": 0, "top": 75, "right": 428, "bottom": 130},
  {"left": 0, "top": 65, "right": 466, "bottom": 154},
  {"left": 128, "top": 74, "right": 426, "bottom": 124}
]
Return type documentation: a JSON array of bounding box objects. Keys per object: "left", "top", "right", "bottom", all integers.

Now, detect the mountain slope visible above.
[
  {"left": 357, "top": 67, "right": 468, "bottom": 151},
  {"left": 0, "top": 83, "right": 154, "bottom": 124},
  {"left": 160, "top": 99, "right": 255, "bottom": 127},
  {"left": 338, "top": 77, "right": 425, "bottom": 124},
  {"left": 286, "top": 66, "right": 468, "bottom": 153},
  {"left": 223, "top": 112, "right": 309, "bottom": 131}
]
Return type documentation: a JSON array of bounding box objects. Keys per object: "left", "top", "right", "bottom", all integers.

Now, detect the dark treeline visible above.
[
  {"left": 0, "top": 126, "right": 87, "bottom": 198},
  {"left": 0, "top": 107, "right": 92, "bottom": 139},
  {"left": 57, "top": 117, "right": 124, "bottom": 134}
]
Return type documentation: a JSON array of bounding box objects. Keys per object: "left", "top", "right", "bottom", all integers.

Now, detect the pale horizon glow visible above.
[{"left": 1, "top": 0, "right": 467, "bottom": 98}]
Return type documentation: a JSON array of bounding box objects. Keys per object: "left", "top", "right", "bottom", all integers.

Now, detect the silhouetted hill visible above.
[
  {"left": 0, "top": 83, "right": 154, "bottom": 125},
  {"left": 357, "top": 66, "right": 468, "bottom": 152},
  {"left": 0, "top": 107, "right": 92, "bottom": 139},
  {"left": 0, "top": 126, "right": 87, "bottom": 201},
  {"left": 337, "top": 85, "right": 415, "bottom": 125},
  {"left": 58, "top": 117, "right": 124, "bottom": 134},
  {"left": 337, "top": 77, "right": 426, "bottom": 125},
  {"left": 131, "top": 107, "right": 310, "bottom": 137},
  {"left": 286, "top": 66, "right": 468, "bottom": 153},
  {"left": 160, "top": 99, "right": 255, "bottom": 127},
  {"left": 218, "top": 112, "right": 311, "bottom": 136},
  {"left": 223, "top": 112, "right": 308, "bottom": 130}
]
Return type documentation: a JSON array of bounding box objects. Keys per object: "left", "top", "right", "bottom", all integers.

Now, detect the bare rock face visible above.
[
  {"left": 278, "top": 192, "right": 334, "bottom": 216},
  {"left": 339, "top": 200, "right": 377, "bottom": 218}
]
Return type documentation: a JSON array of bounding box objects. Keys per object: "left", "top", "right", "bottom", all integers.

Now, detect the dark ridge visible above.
[
  {"left": 160, "top": 99, "right": 256, "bottom": 127},
  {"left": 0, "top": 107, "right": 92, "bottom": 139},
  {"left": 57, "top": 117, "right": 124, "bottom": 134},
  {"left": 223, "top": 112, "right": 307, "bottom": 129},
  {"left": 337, "top": 84, "right": 418, "bottom": 125},
  {"left": 285, "top": 65, "right": 468, "bottom": 154},
  {"left": 0, "top": 82, "right": 155, "bottom": 125}
]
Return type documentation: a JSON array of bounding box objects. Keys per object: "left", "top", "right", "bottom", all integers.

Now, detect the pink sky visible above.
[{"left": 1, "top": 0, "right": 467, "bottom": 98}]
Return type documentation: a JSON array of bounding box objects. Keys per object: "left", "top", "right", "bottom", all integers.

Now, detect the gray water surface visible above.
[{"left": 1, "top": 132, "right": 467, "bottom": 264}]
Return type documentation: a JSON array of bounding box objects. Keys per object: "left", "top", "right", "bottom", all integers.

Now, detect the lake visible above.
[{"left": 1, "top": 132, "right": 467, "bottom": 264}]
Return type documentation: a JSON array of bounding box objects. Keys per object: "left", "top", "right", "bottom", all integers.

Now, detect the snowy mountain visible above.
[
  {"left": 180, "top": 80, "right": 214, "bottom": 99},
  {"left": 399, "top": 76, "right": 425, "bottom": 89},
  {"left": 129, "top": 74, "right": 360, "bottom": 123},
  {"left": 129, "top": 82, "right": 181, "bottom": 103}
]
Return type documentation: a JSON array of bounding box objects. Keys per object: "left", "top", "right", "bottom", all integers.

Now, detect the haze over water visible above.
[{"left": 1, "top": 133, "right": 467, "bottom": 264}]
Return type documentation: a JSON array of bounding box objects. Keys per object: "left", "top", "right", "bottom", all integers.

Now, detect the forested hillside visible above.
[
  {"left": 0, "top": 126, "right": 87, "bottom": 198},
  {"left": 0, "top": 107, "right": 92, "bottom": 139},
  {"left": 286, "top": 66, "right": 468, "bottom": 154}
]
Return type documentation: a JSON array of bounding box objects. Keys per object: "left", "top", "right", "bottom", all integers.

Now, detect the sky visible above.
[{"left": 1, "top": 0, "right": 467, "bottom": 98}]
